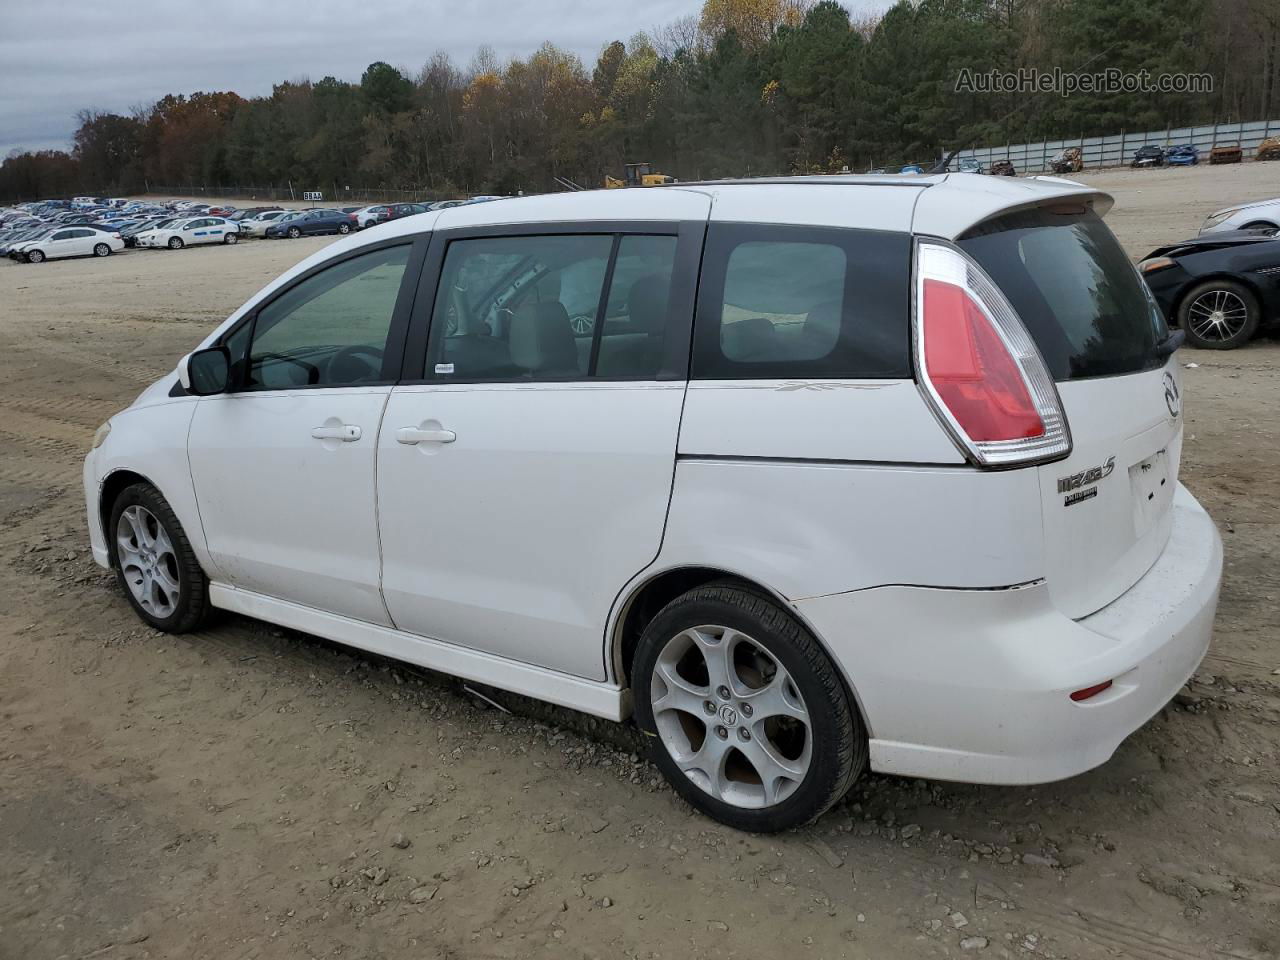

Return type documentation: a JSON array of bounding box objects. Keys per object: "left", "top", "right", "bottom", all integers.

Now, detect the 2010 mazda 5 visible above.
[{"left": 85, "top": 175, "right": 1222, "bottom": 832}]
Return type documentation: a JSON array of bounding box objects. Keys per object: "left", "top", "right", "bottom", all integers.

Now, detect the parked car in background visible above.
[
  {"left": 137, "top": 217, "right": 240, "bottom": 249},
  {"left": 120, "top": 218, "right": 173, "bottom": 247},
  {"left": 1131, "top": 145, "right": 1165, "bottom": 168},
  {"left": 229, "top": 206, "right": 282, "bottom": 222},
  {"left": 14, "top": 225, "right": 123, "bottom": 262},
  {"left": 1140, "top": 229, "right": 1280, "bottom": 349},
  {"left": 86, "top": 176, "right": 1220, "bottom": 832},
  {"left": 1050, "top": 147, "right": 1083, "bottom": 173},
  {"left": 207, "top": 206, "right": 237, "bottom": 217},
  {"left": 240, "top": 210, "right": 290, "bottom": 237},
  {"left": 956, "top": 157, "right": 982, "bottom": 174},
  {"left": 1209, "top": 144, "right": 1242, "bottom": 164},
  {"left": 899, "top": 164, "right": 924, "bottom": 174},
  {"left": 1199, "top": 197, "right": 1280, "bottom": 235},
  {"left": 1257, "top": 137, "right": 1280, "bottom": 161},
  {"left": 1165, "top": 145, "right": 1199, "bottom": 166},
  {"left": 264, "top": 208, "right": 353, "bottom": 238},
  {"left": 1, "top": 226, "right": 54, "bottom": 257},
  {"left": 988, "top": 159, "right": 1016, "bottom": 176}
]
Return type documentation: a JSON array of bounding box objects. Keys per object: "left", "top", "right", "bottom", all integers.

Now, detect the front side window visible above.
[
  {"left": 240, "top": 244, "right": 410, "bottom": 390},
  {"left": 693, "top": 224, "right": 912, "bottom": 379},
  {"left": 426, "top": 232, "right": 678, "bottom": 382}
]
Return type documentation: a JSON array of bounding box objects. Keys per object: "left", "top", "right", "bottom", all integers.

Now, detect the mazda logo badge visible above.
[{"left": 1163, "top": 372, "right": 1181, "bottom": 418}]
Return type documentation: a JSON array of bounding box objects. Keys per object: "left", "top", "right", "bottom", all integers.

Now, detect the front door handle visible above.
[
  {"left": 396, "top": 426, "right": 456, "bottom": 445},
  {"left": 311, "top": 423, "right": 361, "bottom": 441}
]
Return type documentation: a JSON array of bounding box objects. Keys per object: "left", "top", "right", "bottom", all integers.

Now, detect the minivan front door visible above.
[
  {"left": 376, "top": 218, "right": 706, "bottom": 679},
  {"left": 187, "top": 241, "right": 420, "bottom": 625}
]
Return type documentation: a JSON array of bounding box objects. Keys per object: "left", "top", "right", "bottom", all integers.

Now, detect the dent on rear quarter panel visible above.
[{"left": 656, "top": 458, "right": 1044, "bottom": 600}]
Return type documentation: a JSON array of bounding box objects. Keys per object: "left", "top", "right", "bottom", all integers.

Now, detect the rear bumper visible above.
[{"left": 795, "top": 483, "right": 1221, "bottom": 784}]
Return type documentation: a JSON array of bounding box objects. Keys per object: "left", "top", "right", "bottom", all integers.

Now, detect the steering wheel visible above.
[{"left": 328, "top": 344, "right": 385, "bottom": 383}]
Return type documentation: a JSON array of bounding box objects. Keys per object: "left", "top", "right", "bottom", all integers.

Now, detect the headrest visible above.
[
  {"left": 509, "top": 301, "right": 579, "bottom": 374},
  {"left": 627, "top": 274, "right": 670, "bottom": 332},
  {"left": 720, "top": 315, "right": 779, "bottom": 362}
]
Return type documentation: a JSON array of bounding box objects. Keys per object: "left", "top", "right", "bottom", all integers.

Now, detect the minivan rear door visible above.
[
  {"left": 959, "top": 206, "right": 1182, "bottom": 618},
  {"left": 376, "top": 213, "right": 707, "bottom": 681}
]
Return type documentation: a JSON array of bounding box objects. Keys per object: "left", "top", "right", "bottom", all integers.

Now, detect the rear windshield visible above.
[{"left": 959, "top": 208, "right": 1167, "bottom": 380}]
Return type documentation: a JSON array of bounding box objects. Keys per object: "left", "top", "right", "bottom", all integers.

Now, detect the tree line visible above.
[{"left": 2, "top": 0, "right": 1277, "bottom": 202}]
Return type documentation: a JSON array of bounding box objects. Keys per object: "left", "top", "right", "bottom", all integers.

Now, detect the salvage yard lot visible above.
[{"left": 0, "top": 165, "right": 1277, "bottom": 959}]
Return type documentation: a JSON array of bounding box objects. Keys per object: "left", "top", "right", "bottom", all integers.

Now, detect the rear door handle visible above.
[
  {"left": 311, "top": 424, "right": 361, "bottom": 441},
  {"left": 396, "top": 426, "right": 456, "bottom": 445}
]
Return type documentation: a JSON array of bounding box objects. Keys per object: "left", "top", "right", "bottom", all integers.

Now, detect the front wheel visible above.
[
  {"left": 338, "top": 222, "right": 351, "bottom": 234},
  {"left": 168, "top": 237, "right": 184, "bottom": 250},
  {"left": 27, "top": 249, "right": 45, "bottom": 263},
  {"left": 94, "top": 243, "right": 111, "bottom": 257},
  {"left": 287, "top": 226, "right": 301, "bottom": 239},
  {"left": 108, "top": 483, "right": 210, "bottom": 632},
  {"left": 1179, "top": 279, "right": 1259, "bottom": 349},
  {"left": 633, "top": 583, "right": 866, "bottom": 832}
]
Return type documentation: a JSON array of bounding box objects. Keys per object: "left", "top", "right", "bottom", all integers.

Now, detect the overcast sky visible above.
[{"left": 0, "top": 0, "right": 886, "bottom": 158}]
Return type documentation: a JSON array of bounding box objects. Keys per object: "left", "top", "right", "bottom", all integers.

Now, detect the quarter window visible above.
[
  {"left": 692, "top": 224, "right": 912, "bottom": 380},
  {"left": 241, "top": 245, "right": 410, "bottom": 390}
]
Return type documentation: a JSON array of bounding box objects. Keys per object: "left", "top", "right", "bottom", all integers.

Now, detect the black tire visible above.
[
  {"left": 338, "top": 222, "right": 351, "bottom": 234},
  {"left": 27, "top": 249, "right": 45, "bottom": 263},
  {"left": 1178, "top": 279, "right": 1260, "bottom": 350},
  {"left": 107, "top": 482, "right": 211, "bottom": 633},
  {"left": 223, "top": 232, "right": 239, "bottom": 244},
  {"left": 168, "top": 237, "right": 184, "bottom": 250},
  {"left": 287, "top": 226, "right": 301, "bottom": 239},
  {"left": 93, "top": 243, "right": 110, "bottom": 257},
  {"left": 632, "top": 582, "right": 866, "bottom": 832}
]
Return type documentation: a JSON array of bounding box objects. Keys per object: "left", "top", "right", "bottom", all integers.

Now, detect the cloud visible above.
[{"left": 0, "top": 0, "right": 707, "bottom": 155}]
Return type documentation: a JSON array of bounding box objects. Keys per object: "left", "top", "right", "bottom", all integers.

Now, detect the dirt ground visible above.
[{"left": 1, "top": 166, "right": 1277, "bottom": 960}]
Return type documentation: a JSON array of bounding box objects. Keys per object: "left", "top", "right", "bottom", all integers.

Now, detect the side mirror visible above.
[{"left": 180, "top": 346, "right": 231, "bottom": 396}]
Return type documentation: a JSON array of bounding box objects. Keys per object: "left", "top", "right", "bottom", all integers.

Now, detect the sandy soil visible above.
[{"left": 1, "top": 167, "right": 1278, "bottom": 960}]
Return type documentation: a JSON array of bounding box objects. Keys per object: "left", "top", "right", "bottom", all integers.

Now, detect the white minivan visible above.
[{"left": 84, "top": 176, "right": 1222, "bottom": 831}]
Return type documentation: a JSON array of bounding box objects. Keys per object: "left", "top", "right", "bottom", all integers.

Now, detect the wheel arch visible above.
[
  {"left": 607, "top": 564, "right": 873, "bottom": 735},
  {"left": 98, "top": 468, "right": 157, "bottom": 562}
]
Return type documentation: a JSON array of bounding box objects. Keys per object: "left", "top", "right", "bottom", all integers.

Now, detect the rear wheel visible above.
[
  {"left": 168, "top": 237, "right": 184, "bottom": 250},
  {"left": 287, "top": 226, "right": 301, "bottom": 239},
  {"left": 93, "top": 242, "right": 110, "bottom": 257},
  {"left": 633, "top": 582, "right": 865, "bottom": 832},
  {"left": 223, "top": 232, "right": 239, "bottom": 244},
  {"left": 1179, "top": 279, "right": 1259, "bottom": 349},
  {"left": 108, "top": 483, "right": 210, "bottom": 632},
  {"left": 26, "top": 249, "right": 45, "bottom": 263},
  {"left": 338, "top": 222, "right": 351, "bottom": 234}
]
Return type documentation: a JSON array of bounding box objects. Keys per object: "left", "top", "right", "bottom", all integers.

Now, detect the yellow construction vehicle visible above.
[{"left": 604, "top": 162, "right": 675, "bottom": 188}]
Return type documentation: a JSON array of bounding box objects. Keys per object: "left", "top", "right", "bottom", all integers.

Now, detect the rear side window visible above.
[
  {"left": 692, "top": 224, "right": 911, "bottom": 379},
  {"left": 959, "top": 208, "right": 1167, "bottom": 380}
]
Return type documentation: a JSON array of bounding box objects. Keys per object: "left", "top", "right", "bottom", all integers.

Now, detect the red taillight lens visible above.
[
  {"left": 914, "top": 240, "right": 1070, "bottom": 467},
  {"left": 1070, "top": 680, "right": 1113, "bottom": 702},
  {"left": 922, "top": 278, "right": 1045, "bottom": 442}
]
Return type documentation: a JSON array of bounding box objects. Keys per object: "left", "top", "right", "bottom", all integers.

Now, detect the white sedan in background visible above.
[
  {"left": 240, "top": 210, "right": 290, "bottom": 237},
  {"left": 1199, "top": 197, "right": 1280, "bottom": 235},
  {"left": 137, "top": 217, "right": 240, "bottom": 250},
  {"left": 15, "top": 226, "right": 123, "bottom": 263}
]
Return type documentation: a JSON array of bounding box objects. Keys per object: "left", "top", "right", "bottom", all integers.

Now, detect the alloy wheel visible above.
[
  {"left": 651, "top": 624, "right": 812, "bottom": 809},
  {"left": 1187, "top": 288, "right": 1249, "bottom": 342},
  {"left": 116, "top": 505, "right": 182, "bottom": 618}
]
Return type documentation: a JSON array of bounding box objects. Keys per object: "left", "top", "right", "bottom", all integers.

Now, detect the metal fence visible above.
[
  {"left": 956, "top": 117, "right": 1280, "bottom": 173},
  {"left": 143, "top": 183, "right": 451, "bottom": 204}
]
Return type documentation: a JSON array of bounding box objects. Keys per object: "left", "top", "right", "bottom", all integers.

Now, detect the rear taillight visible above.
[{"left": 914, "top": 240, "right": 1070, "bottom": 467}]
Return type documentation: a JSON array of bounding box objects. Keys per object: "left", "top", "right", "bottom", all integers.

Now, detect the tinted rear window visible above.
[
  {"left": 959, "top": 208, "right": 1167, "bottom": 380},
  {"left": 692, "top": 224, "right": 911, "bottom": 379}
]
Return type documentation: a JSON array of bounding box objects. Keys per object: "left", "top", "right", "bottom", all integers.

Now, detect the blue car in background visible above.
[
  {"left": 264, "top": 208, "right": 354, "bottom": 238},
  {"left": 1166, "top": 144, "right": 1199, "bottom": 166}
]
